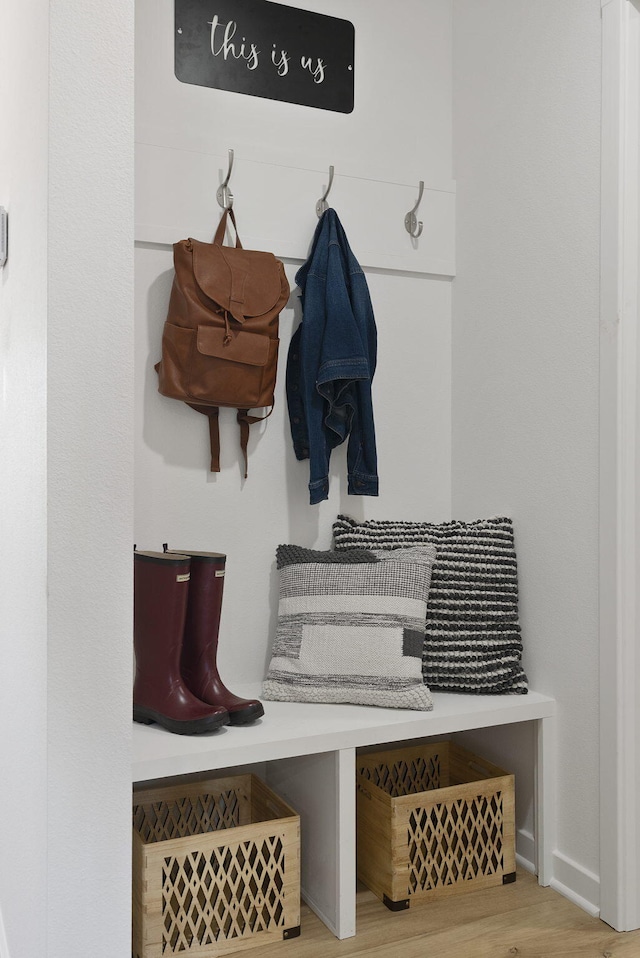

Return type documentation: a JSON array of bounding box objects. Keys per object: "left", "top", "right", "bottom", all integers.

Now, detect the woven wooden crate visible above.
[
  {"left": 356, "top": 741, "right": 516, "bottom": 910},
  {"left": 132, "top": 774, "right": 300, "bottom": 958}
]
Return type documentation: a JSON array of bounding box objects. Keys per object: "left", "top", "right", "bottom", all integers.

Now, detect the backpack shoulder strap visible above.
[
  {"left": 187, "top": 404, "right": 221, "bottom": 472},
  {"left": 237, "top": 404, "right": 275, "bottom": 479},
  {"left": 185, "top": 401, "right": 275, "bottom": 478}
]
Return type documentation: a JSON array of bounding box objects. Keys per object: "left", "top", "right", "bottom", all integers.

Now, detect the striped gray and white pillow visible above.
[
  {"left": 332, "top": 515, "right": 528, "bottom": 695},
  {"left": 262, "top": 545, "right": 436, "bottom": 711}
]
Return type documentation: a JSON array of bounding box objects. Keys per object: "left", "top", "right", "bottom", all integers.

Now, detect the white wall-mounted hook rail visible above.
[
  {"left": 405, "top": 181, "right": 424, "bottom": 239},
  {"left": 316, "top": 165, "right": 335, "bottom": 218},
  {"left": 216, "top": 150, "right": 235, "bottom": 210}
]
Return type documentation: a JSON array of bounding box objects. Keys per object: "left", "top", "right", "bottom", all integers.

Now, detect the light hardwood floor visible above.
[{"left": 260, "top": 871, "right": 640, "bottom": 958}]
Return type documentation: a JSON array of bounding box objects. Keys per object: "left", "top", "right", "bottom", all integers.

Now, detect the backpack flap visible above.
[{"left": 191, "top": 240, "right": 283, "bottom": 324}]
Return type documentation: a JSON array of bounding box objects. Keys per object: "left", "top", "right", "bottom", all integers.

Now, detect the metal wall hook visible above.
[
  {"left": 316, "top": 165, "right": 335, "bottom": 218},
  {"left": 216, "top": 149, "right": 235, "bottom": 210},
  {"left": 405, "top": 180, "right": 424, "bottom": 238}
]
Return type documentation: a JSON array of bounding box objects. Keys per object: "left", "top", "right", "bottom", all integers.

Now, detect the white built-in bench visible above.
[{"left": 132, "top": 687, "right": 556, "bottom": 940}]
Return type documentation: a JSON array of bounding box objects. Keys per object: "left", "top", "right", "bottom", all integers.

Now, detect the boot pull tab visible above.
[{"left": 162, "top": 543, "right": 168, "bottom": 552}]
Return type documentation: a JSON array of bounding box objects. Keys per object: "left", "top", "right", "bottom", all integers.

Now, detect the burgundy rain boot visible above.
[
  {"left": 133, "top": 551, "right": 229, "bottom": 735},
  {"left": 164, "top": 547, "right": 265, "bottom": 725}
]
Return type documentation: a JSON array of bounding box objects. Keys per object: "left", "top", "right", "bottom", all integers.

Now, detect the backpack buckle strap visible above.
[{"left": 230, "top": 266, "right": 248, "bottom": 319}]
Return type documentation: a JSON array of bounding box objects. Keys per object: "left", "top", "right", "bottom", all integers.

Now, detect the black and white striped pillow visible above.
[{"left": 333, "top": 516, "right": 528, "bottom": 695}]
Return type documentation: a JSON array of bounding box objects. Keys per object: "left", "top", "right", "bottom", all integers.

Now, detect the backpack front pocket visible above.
[{"left": 187, "top": 326, "right": 277, "bottom": 408}]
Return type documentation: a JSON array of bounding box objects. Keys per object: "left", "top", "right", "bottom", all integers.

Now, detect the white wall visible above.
[
  {"left": 45, "top": 2, "right": 135, "bottom": 957},
  {"left": 0, "top": 1, "right": 49, "bottom": 955},
  {"left": 134, "top": 0, "right": 453, "bottom": 685},
  {"left": 1, "top": 3, "right": 135, "bottom": 954},
  {"left": 2, "top": 1, "right": 609, "bottom": 952},
  {"left": 452, "top": 0, "right": 602, "bottom": 908}
]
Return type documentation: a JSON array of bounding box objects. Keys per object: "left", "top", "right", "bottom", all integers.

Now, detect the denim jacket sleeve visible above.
[
  {"left": 317, "top": 231, "right": 378, "bottom": 499},
  {"left": 286, "top": 210, "right": 379, "bottom": 504}
]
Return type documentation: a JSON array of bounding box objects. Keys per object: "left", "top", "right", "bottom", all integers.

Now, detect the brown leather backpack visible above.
[{"left": 156, "top": 209, "right": 290, "bottom": 475}]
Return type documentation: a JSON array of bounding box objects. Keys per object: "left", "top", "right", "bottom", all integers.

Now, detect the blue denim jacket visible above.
[{"left": 287, "top": 209, "right": 379, "bottom": 504}]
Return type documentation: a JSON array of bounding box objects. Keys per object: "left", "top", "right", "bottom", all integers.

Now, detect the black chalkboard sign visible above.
[{"left": 175, "top": 0, "right": 355, "bottom": 113}]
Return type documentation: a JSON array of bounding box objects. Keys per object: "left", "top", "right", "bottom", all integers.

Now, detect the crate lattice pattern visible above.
[
  {"left": 408, "top": 791, "right": 504, "bottom": 893},
  {"left": 162, "top": 836, "right": 287, "bottom": 953},
  {"left": 134, "top": 790, "right": 241, "bottom": 844},
  {"left": 360, "top": 756, "right": 442, "bottom": 798}
]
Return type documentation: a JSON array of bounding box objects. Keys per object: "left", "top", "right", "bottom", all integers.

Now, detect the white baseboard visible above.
[
  {"left": 549, "top": 850, "right": 600, "bottom": 917},
  {"left": 516, "top": 829, "right": 600, "bottom": 917},
  {"left": 516, "top": 827, "right": 536, "bottom": 874}
]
